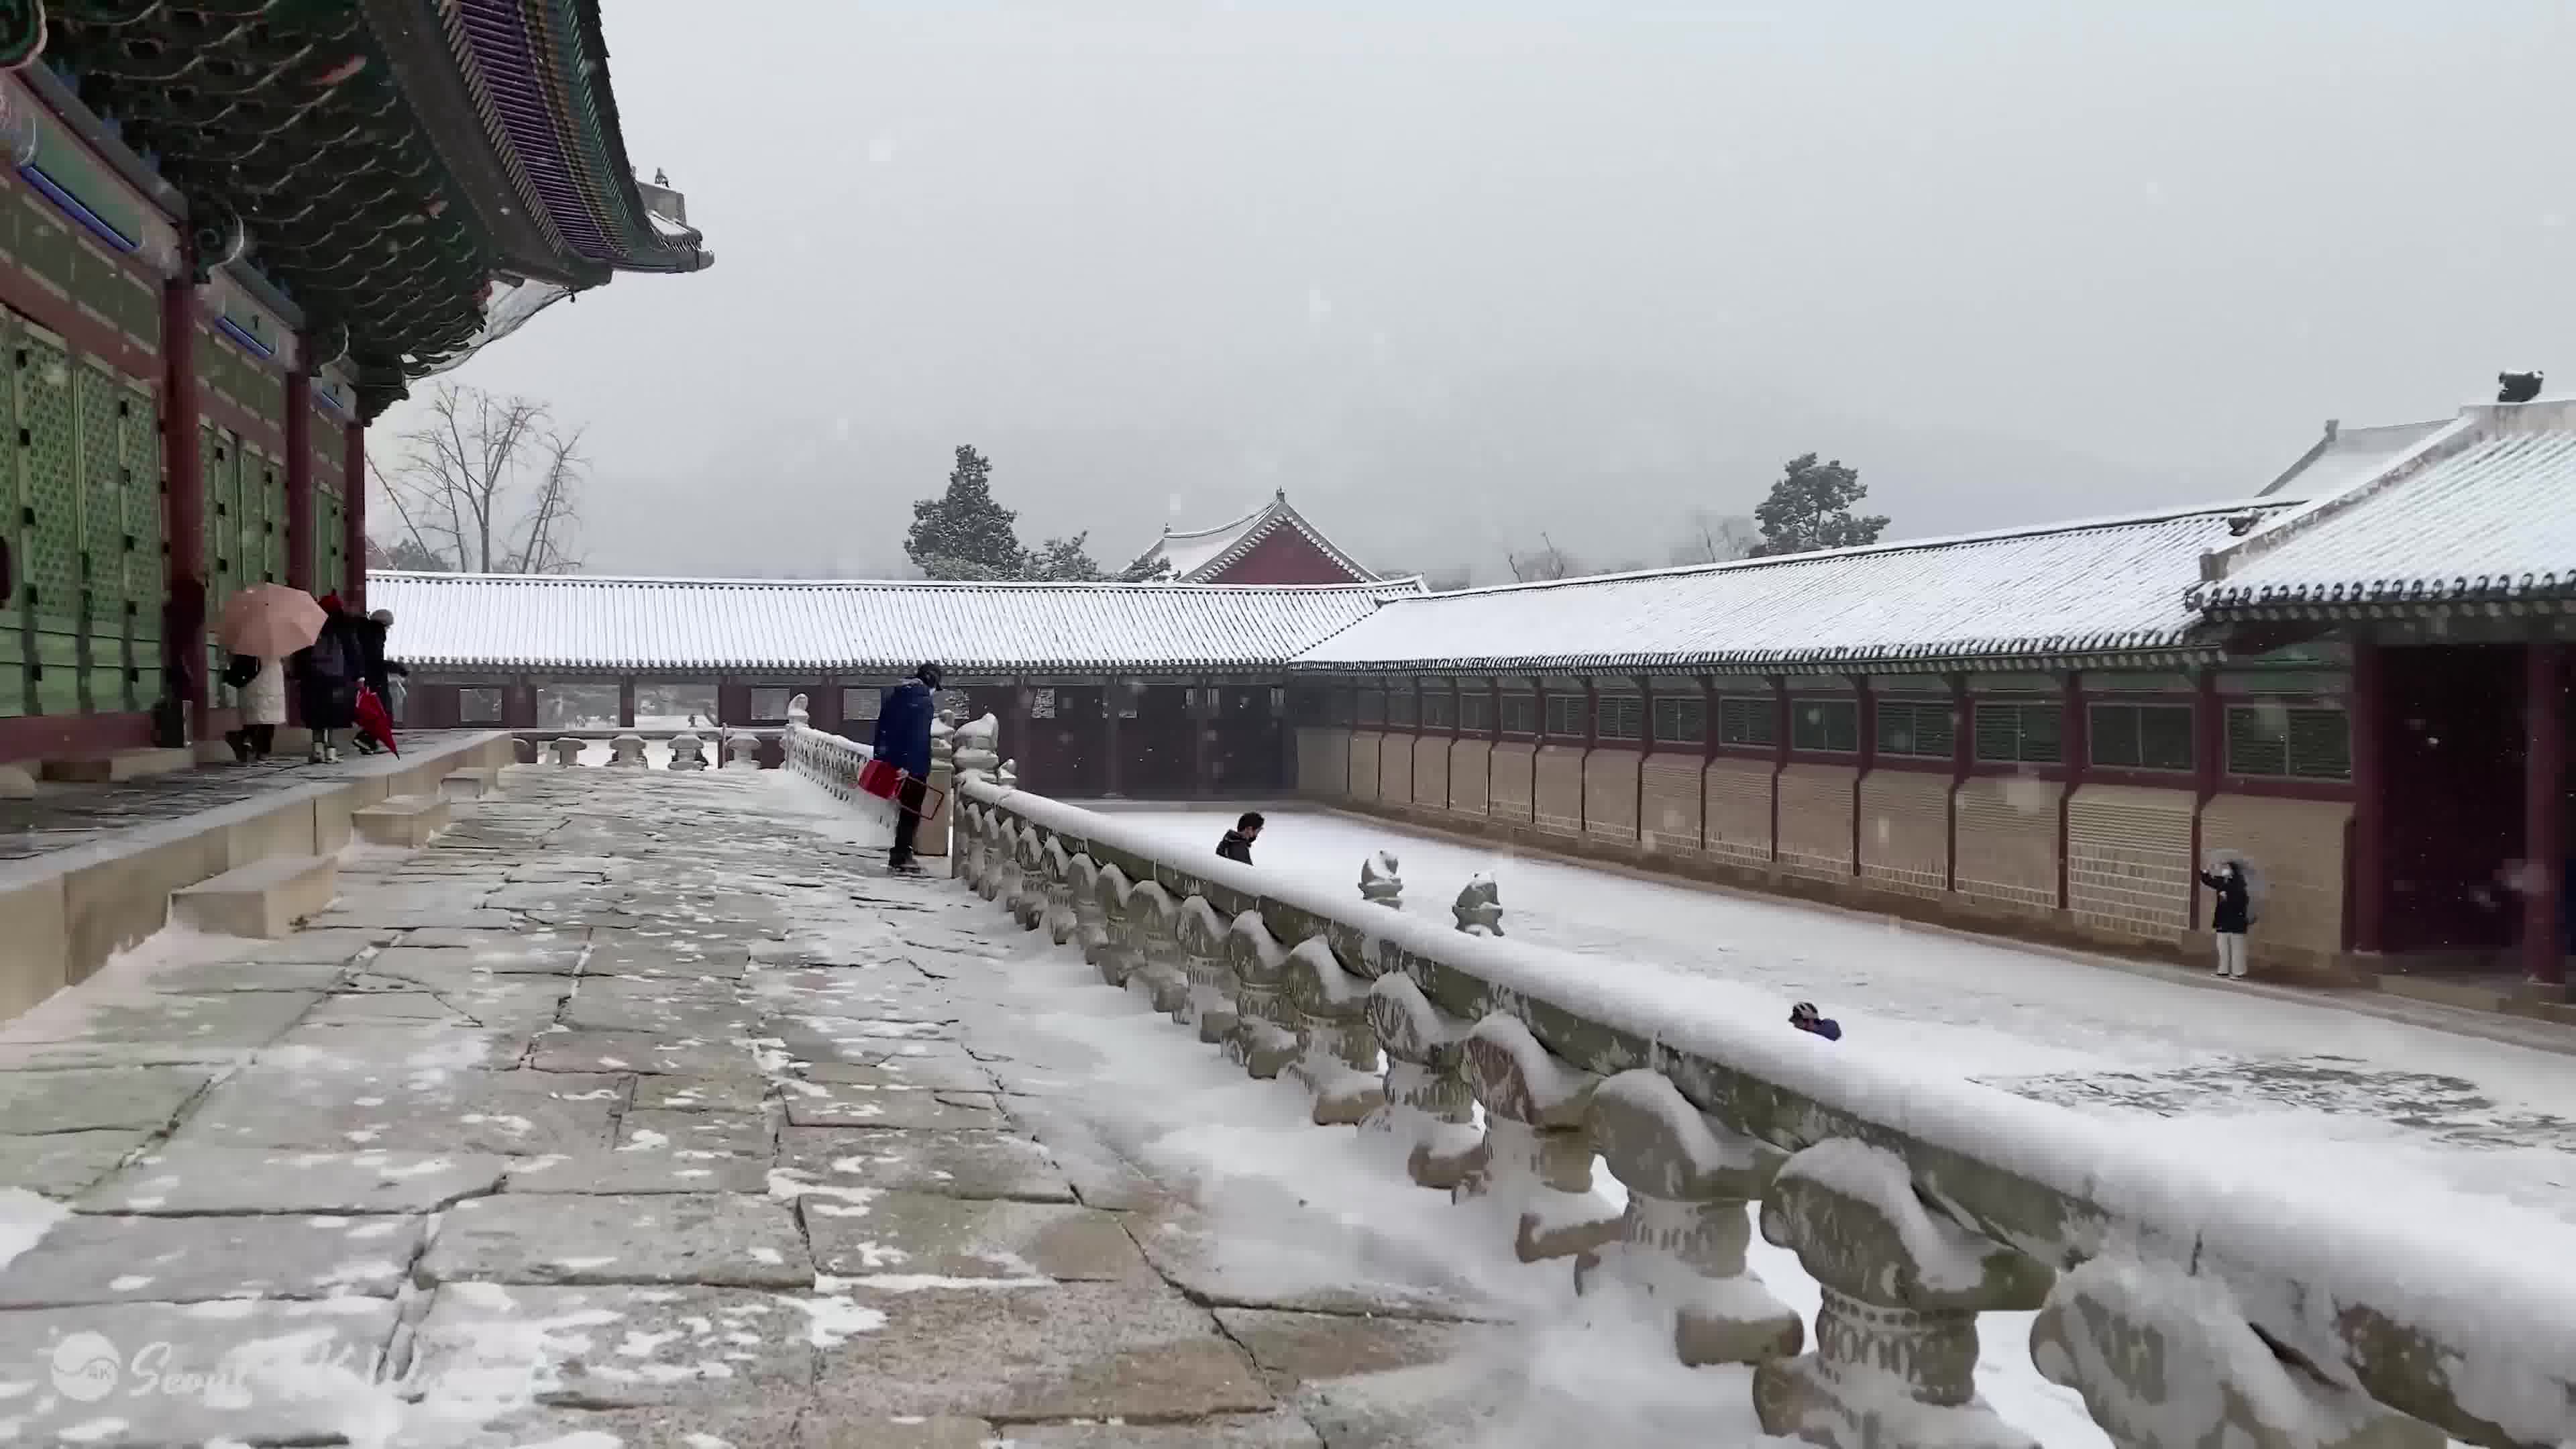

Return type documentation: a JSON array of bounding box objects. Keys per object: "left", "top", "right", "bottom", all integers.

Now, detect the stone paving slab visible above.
[
  {"left": 405, "top": 1282, "right": 816, "bottom": 1409},
  {"left": 803, "top": 1191, "right": 1148, "bottom": 1281},
  {"left": 633, "top": 1074, "right": 771, "bottom": 1114},
  {"left": 0, "top": 1067, "right": 211, "bottom": 1134},
  {"left": 1213, "top": 1307, "right": 1499, "bottom": 1393},
  {"left": 383, "top": 929, "right": 588, "bottom": 965},
  {"left": 178, "top": 1067, "right": 623, "bottom": 1155},
  {"left": 0, "top": 1297, "right": 398, "bottom": 1446},
  {"left": 1000, "top": 1414, "right": 1324, "bottom": 1448},
  {"left": 418, "top": 1192, "right": 810, "bottom": 1286},
  {"left": 0, "top": 991, "right": 318, "bottom": 1048},
  {"left": 255, "top": 1020, "right": 540, "bottom": 1072},
  {"left": 399, "top": 1403, "right": 808, "bottom": 1449},
  {"left": 801, "top": 1056, "right": 999, "bottom": 1094},
  {"left": 586, "top": 934, "right": 755, "bottom": 979},
  {"left": 781, "top": 1081, "right": 1006, "bottom": 1130},
  {"left": 0, "top": 1213, "right": 419, "bottom": 1306},
  {"left": 531, "top": 1028, "right": 763, "bottom": 1077},
  {"left": 81, "top": 1144, "right": 510, "bottom": 1214},
  {"left": 812, "top": 1279, "right": 1272, "bottom": 1421},
  {"left": 363, "top": 945, "right": 584, "bottom": 987},
  {"left": 307, "top": 906, "right": 519, "bottom": 931},
  {"left": 504, "top": 1151, "right": 771, "bottom": 1195},
  {"left": 561, "top": 985, "right": 763, "bottom": 1035},
  {"left": 0, "top": 1130, "right": 146, "bottom": 1198},
  {"left": 775, "top": 1127, "right": 1075, "bottom": 1203}
]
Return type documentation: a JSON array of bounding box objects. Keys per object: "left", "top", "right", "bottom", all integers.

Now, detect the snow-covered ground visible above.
[{"left": 1093, "top": 806, "right": 2576, "bottom": 1240}]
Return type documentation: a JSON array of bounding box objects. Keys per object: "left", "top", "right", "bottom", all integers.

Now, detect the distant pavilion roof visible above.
[
  {"left": 2198, "top": 398, "right": 2576, "bottom": 616},
  {"left": 1288, "top": 501, "right": 2288, "bottom": 676},
  {"left": 371, "top": 573, "right": 1412, "bottom": 675},
  {"left": 42, "top": 0, "right": 709, "bottom": 417},
  {"left": 1130, "top": 490, "right": 1378, "bottom": 583}
]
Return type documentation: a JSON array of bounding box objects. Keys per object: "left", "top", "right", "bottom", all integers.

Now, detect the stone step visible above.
[
  {"left": 351, "top": 793, "right": 451, "bottom": 849},
  {"left": 170, "top": 855, "right": 337, "bottom": 938},
  {"left": 42, "top": 747, "right": 193, "bottom": 784},
  {"left": 439, "top": 767, "right": 502, "bottom": 802}
]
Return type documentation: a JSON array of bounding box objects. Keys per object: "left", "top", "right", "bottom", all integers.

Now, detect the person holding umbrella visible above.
[
  {"left": 215, "top": 584, "right": 326, "bottom": 764},
  {"left": 291, "top": 592, "right": 365, "bottom": 764}
]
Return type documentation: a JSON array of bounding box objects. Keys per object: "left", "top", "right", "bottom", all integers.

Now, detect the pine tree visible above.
[
  {"left": 905, "top": 445, "right": 1027, "bottom": 579},
  {"left": 1750, "top": 453, "right": 1888, "bottom": 557}
]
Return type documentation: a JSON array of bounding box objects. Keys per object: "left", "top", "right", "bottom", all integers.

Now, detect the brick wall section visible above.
[
  {"left": 1533, "top": 745, "right": 1585, "bottom": 837},
  {"left": 1584, "top": 751, "right": 1640, "bottom": 843},
  {"left": 1379, "top": 731, "right": 1415, "bottom": 803},
  {"left": 1347, "top": 733, "right": 1383, "bottom": 802},
  {"left": 1448, "top": 739, "right": 1491, "bottom": 817},
  {"left": 1704, "top": 757, "right": 1776, "bottom": 866},
  {"left": 1640, "top": 755, "right": 1705, "bottom": 853},
  {"left": 1954, "top": 775, "right": 2061, "bottom": 916},
  {"left": 2200, "top": 793, "right": 2353, "bottom": 967},
  {"left": 2067, "top": 784, "right": 2196, "bottom": 943},
  {"left": 1776, "top": 765, "right": 1857, "bottom": 881},
  {"left": 1858, "top": 770, "right": 1949, "bottom": 901},
  {"left": 1411, "top": 735, "right": 1452, "bottom": 810},
  {"left": 1489, "top": 742, "right": 1536, "bottom": 823},
  {"left": 1295, "top": 727, "right": 1347, "bottom": 798}
]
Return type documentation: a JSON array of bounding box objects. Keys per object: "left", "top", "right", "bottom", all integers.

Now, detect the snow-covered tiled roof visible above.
[
  {"left": 1289, "top": 502, "right": 2286, "bottom": 675},
  {"left": 370, "top": 572, "right": 1406, "bottom": 674},
  {"left": 2200, "top": 400, "right": 2576, "bottom": 613},
  {"left": 1131, "top": 490, "right": 1377, "bottom": 583}
]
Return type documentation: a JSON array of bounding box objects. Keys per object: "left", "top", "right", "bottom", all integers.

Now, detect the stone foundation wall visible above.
[
  {"left": 1955, "top": 775, "right": 2061, "bottom": 917},
  {"left": 1411, "top": 735, "right": 1451, "bottom": 810},
  {"left": 1295, "top": 727, "right": 1346, "bottom": 798},
  {"left": 1584, "top": 749, "right": 1640, "bottom": 845},
  {"left": 1858, "top": 769, "right": 1949, "bottom": 901},
  {"left": 1776, "top": 765, "right": 1856, "bottom": 882},
  {"left": 1379, "top": 731, "right": 1415, "bottom": 804},
  {"left": 2068, "top": 784, "right": 2196, "bottom": 943},
  {"left": 1346, "top": 732, "right": 1383, "bottom": 802},
  {"left": 1705, "top": 757, "right": 1775, "bottom": 867},
  {"left": 1640, "top": 755, "right": 1705, "bottom": 852},
  {"left": 1489, "top": 741, "right": 1535, "bottom": 824},
  {"left": 1448, "top": 739, "right": 1491, "bottom": 817},
  {"left": 1533, "top": 745, "right": 1585, "bottom": 837}
]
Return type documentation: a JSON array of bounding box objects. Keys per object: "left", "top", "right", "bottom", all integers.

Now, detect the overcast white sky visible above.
[{"left": 377, "top": 1, "right": 2576, "bottom": 583}]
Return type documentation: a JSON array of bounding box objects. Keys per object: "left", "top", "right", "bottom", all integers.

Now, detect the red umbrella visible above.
[{"left": 353, "top": 684, "right": 398, "bottom": 756}]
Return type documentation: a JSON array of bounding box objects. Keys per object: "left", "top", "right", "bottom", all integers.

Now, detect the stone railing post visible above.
[
  {"left": 1042, "top": 837, "right": 1077, "bottom": 945},
  {"left": 1177, "top": 896, "right": 1236, "bottom": 1040},
  {"left": 610, "top": 733, "right": 647, "bottom": 766},
  {"left": 1584, "top": 1069, "right": 1803, "bottom": 1366},
  {"left": 953, "top": 711, "right": 1000, "bottom": 780},
  {"left": 549, "top": 738, "right": 584, "bottom": 766},
  {"left": 669, "top": 732, "right": 708, "bottom": 770},
  {"left": 1224, "top": 912, "right": 1301, "bottom": 1078},
  {"left": 1070, "top": 853, "right": 1108, "bottom": 961},
  {"left": 1008, "top": 830, "right": 1049, "bottom": 929},
  {"left": 1459, "top": 1014, "right": 1623, "bottom": 1262},
  {"left": 920, "top": 719, "right": 955, "bottom": 858},
  {"left": 989, "top": 820, "right": 1024, "bottom": 906},
  {"left": 724, "top": 733, "right": 761, "bottom": 769},
  {"left": 1090, "top": 864, "right": 1136, "bottom": 982},
  {"left": 1754, "top": 1139, "right": 2054, "bottom": 1448},
  {"left": 1122, "top": 882, "right": 1191, "bottom": 1017},
  {"left": 1360, "top": 849, "right": 1403, "bottom": 907},
  {"left": 1283, "top": 936, "right": 1384, "bottom": 1125},
  {"left": 1360, "top": 974, "right": 1481, "bottom": 1189},
  {"left": 998, "top": 759, "right": 1018, "bottom": 790},
  {"left": 1453, "top": 873, "right": 1503, "bottom": 935}
]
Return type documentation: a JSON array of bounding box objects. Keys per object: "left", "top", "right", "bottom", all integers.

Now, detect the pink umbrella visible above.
[{"left": 217, "top": 584, "right": 325, "bottom": 659}]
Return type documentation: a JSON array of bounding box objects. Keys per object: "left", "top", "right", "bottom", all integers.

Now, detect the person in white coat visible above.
[{"left": 224, "top": 655, "right": 288, "bottom": 761}]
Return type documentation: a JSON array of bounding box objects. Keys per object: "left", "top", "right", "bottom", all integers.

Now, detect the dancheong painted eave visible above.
[
  {"left": 1286, "top": 500, "right": 2291, "bottom": 676},
  {"left": 369, "top": 573, "right": 1414, "bottom": 674},
  {"left": 2198, "top": 398, "right": 2576, "bottom": 617}
]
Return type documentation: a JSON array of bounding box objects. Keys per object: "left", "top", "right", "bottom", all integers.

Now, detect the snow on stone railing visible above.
[{"left": 949, "top": 777, "right": 2571, "bottom": 1449}]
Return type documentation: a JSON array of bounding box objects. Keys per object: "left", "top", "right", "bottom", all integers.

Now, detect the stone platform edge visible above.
[{"left": 0, "top": 731, "right": 517, "bottom": 1021}]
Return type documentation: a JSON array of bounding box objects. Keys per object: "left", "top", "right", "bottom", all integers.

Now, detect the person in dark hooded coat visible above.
[
  {"left": 290, "top": 592, "right": 364, "bottom": 763},
  {"left": 873, "top": 662, "right": 942, "bottom": 873}
]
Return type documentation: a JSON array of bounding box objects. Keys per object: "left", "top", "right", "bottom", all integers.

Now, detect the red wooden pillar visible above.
[
  {"left": 283, "top": 368, "right": 313, "bottom": 592},
  {"left": 2191, "top": 667, "right": 2225, "bottom": 933},
  {"left": 341, "top": 418, "right": 367, "bottom": 610},
  {"left": 162, "top": 275, "right": 207, "bottom": 731},
  {"left": 1768, "top": 677, "right": 1790, "bottom": 861},
  {"left": 814, "top": 676, "right": 844, "bottom": 733},
  {"left": 1190, "top": 676, "right": 1212, "bottom": 798},
  {"left": 2057, "top": 673, "right": 2088, "bottom": 910},
  {"left": 1947, "top": 675, "right": 1972, "bottom": 892},
  {"left": 1632, "top": 674, "right": 1652, "bottom": 842},
  {"left": 1699, "top": 676, "right": 1720, "bottom": 852},
  {"left": 2347, "top": 640, "right": 2387, "bottom": 955},
  {"left": 2524, "top": 637, "right": 2567, "bottom": 987},
  {"left": 1578, "top": 676, "right": 1599, "bottom": 830},
  {"left": 616, "top": 676, "right": 637, "bottom": 729},
  {"left": 1014, "top": 678, "right": 1038, "bottom": 792},
  {"left": 1851, "top": 675, "right": 1876, "bottom": 875},
  {"left": 1104, "top": 680, "right": 1125, "bottom": 797}
]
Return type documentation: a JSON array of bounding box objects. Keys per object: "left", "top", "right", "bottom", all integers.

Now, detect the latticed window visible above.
[
  {"left": 750, "top": 688, "right": 796, "bottom": 722},
  {"left": 1499, "top": 692, "right": 1538, "bottom": 734},
  {"left": 1386, "top": 688, "right": 1418, "bottom": 727},
  {"left": 1328, "top": 690, "right": 1354, "bottom": 727},
  {"left": 1596, "top": 694, "right": 1645, "bottom": 741},
  {"left": 1356, "top": 689, "right": 1386, "bottom": 727},
  {"left": 1543, "top": 692, "right": 1587, "bottom": 738},
  {"left": 1875, "top": 698, "right": 1956, "bottom": 759},
  {"left": 1790, "top": 697, "right": 1860, "bottom": 753},
  {"left": 1974, "top": 701, "right": 2062, "bottom": 765},
  {"left": 844, "top": 687, "right": 881, "bottom": 722},
  {"left": 458, "top": 687, "right": 504, "bottom": 724},
  {"left": 1717, "top": 695, "right": 1776, "bottom": 748},
  {"left": 2225, "top": 704, "right": 2351, "bottom": 780},
  {"left": 2090, "top": 702, "right": 2194, "bottom": 772},
  {"left": 1654, "top": 694, "right": 1707, "bottom": 744},
  {"left": 1458, "top": 690, "right": 1495, "bottom": 733},
  {"left": 1421, "top": 688, "right": 1456, "bottom": 729}
]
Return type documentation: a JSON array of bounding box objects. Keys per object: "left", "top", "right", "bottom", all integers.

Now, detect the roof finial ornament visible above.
[
  {"left": 654, "top": 168, "right": 669, "bottom": 187},
  {"left": 2499, "top": 370, "right": 2543, "bottom": 404},
  {"left": 1274, "top": 486, "right": 1287, "bottom": 502}
]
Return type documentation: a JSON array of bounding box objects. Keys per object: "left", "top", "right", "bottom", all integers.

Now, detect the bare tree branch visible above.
[{"left": 372, "top": 382, "right": 584, "bottom": 576}]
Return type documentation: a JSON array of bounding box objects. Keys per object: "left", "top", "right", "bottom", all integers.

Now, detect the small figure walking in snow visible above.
[
  {"left": 1789, "top": 1001, "right": 1841, "bottom": 1041},
  {"left": 2201, "top": 855, "right": 2253, "bottom": 979}
]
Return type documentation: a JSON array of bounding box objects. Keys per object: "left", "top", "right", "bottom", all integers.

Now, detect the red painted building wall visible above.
[{"left": 1205, "top": 527, "right": 1369, "bottom": 586}]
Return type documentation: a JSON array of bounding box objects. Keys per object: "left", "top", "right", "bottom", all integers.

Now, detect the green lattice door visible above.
[
  {"left": 75, "top": 362, "right": 137, "bottom": 710},
  {"left": 315, "top": 481, "right": 344, "bottom": 598},
  {"left": 125, "top": 382, "right": 162, "bottom": 694},
  {"left": 248, "top": 446, "right": 284, "bottom": 586},
  {"left": 0, "top": 311, "right": 20, "bottom": 718},
  {"left": 19, "top": 322, "right": 80, "bottom": 716},
  {"left": 201, "top": 423, "right": 241, "bottom": 682}
]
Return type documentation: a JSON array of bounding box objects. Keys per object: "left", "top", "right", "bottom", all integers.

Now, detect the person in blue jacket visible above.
[
  {"left": 873, "top": 661, "right": 942, "bottom": 874},
  {"left": 1789, "top": 1001, "right": 1841, "bottom": 1041}
]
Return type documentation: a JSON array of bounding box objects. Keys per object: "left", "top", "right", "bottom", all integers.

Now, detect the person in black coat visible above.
[
  {"left": 1217, "top": 811, "right": 1263, "bottom": 865},
  {"left": 2200, "top": 858, "right": 2252, "bottom": 979},
  {"left": 290, "top": 592, "right": 364, "bottom": 763},
  {"left": 350, "top": 608, "right": 408, "bottom": 754},
  {"left": 872, "top": 662, "right": 942, "bottom": 873}
]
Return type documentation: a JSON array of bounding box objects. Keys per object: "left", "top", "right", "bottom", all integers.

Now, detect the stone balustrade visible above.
[
  {"left": 515, "top": 727, "right": 784, "bottom": 769},
  {"left": 941, "top": 777, "right": 2564, "bottom": 1449}
]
